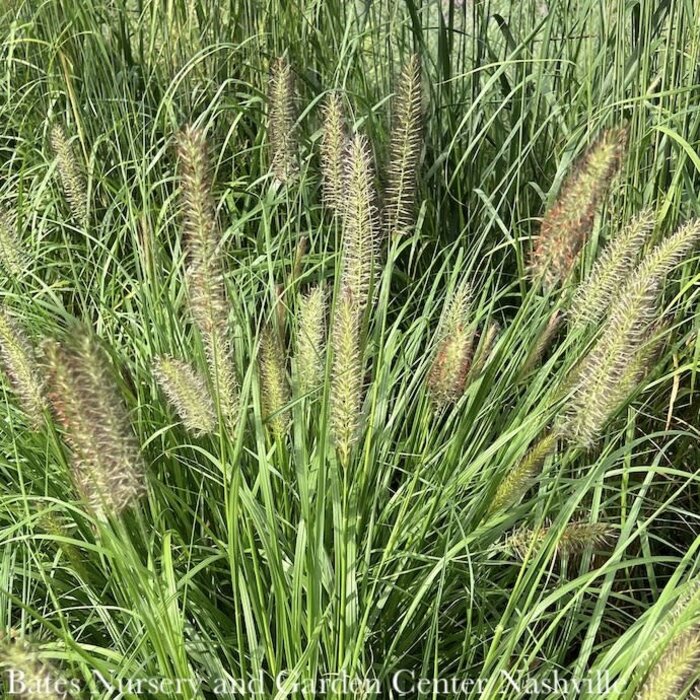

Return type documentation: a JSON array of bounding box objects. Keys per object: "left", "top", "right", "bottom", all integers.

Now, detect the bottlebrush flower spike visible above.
[
  {"left": 295, "top": 284, "right": 326, "bottom": 396},
  {"left": 427, "top": 278, "right": 475, "bottom": 407},
  {"left": 0, "top": 206, "right": 26, "bottom": 277},
  {"left": 0, "top": 308, "right": 47, "bottom": 429},
  {"left": 560, "top": 220, "right": 700, "bottom": 447},
  {"left": 321, "top": 92, "right": 347, "bottom": 213},
  {"left": 177, "top": 125, "right": 240, "bottom": 429},
  {"left": 519, "top": 308, "right": 563, "bottom": 377},
  {"left": 49, "top": 123, "right": 88, "bottom": 228},
  {"left": 42, "top": 335, "right": 145, "bottom": 518},
  {"left": 505, "top": 520, "right": 614, "bottom": 560},
  {"left": 267, "top": 56, "right": 297, "bottom": 183},
  {"left": 331, "top": 287, "right": 364, "bottom": 464},
  {"left": 570, "top": 209, "right": 655, "bottom": 328},
  {"left": 636, "top": 627, "right": 700, "bottom": 700},
  {"left": 0, "top": 637, "right": 69, "bottom": 700},
  {"left": 488, "top": 432, "right": 558, "bottom": 515},
  {"left": 154, "top": 357, "right": 216, "bottom": 436},
  {"left": 341, "top": 133, "right": 380, "bottom": 313},
  {"left": 385, "top": 53, "right": 423, "bottom": 237},
  {"left": 259, "top": 325, "right": 290, "bottom": 439},
  {"left": 530, "top": 127, "right": 627, "bottom": 288}
]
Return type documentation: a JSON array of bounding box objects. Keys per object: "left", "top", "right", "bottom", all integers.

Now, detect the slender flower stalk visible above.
[
  {"left": 385, "top": 53, "right": 423, "bottom": 237},
  {"left": 295, "top": 284, "right": 326, "bottom": 396},
  {"left": 0, "top": 308, "right": 46, "bottom": 429},
  {"left": 0, "top": 206, "right": 25, "bottom": 276},
  {"left": 570, "top": 210, "right": 655, "bottom": 328},
  {"left": 340, "top": 134, "right": 380, "bottom": 313},
  {"left": 505, "top": 520, "right": 615, "bottom": 560},
  {"left": 267, "top": 56, "right": 297, "bottom": 183},
  {"left": 259, "top": 325, "right": 290, "bottom": 439},
  {"left": 177, "top": 125, "right": 240, "bottom": 430},
  {"left": 42, "top": 335, "right": 145, "bottom": 518},
  {"left": 154, "top": 357, "right": 216, "bottom": 436},
  {"left": 320, "top": 92, "right": 347, "bottom": 213},
  {"left": 530, "top": 127, "right": 627, "bottom": 288},
  {"left": 559, "top": 220, "right": 700, "bottom": 447},
  {"left": 488, "top": 432, "right": 558, "bottom": 515},
  {"left": 427, "top": 278, "right": 474, "bottom": 407},
  {"left": 331, "top": 288, "right": 364, "bottom": 464},
  {"left": 49, "top": 123, "right": 88, "bottom": 228}
]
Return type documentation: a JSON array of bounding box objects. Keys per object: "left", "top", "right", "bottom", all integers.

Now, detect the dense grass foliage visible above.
[{"left": 1, "top": 0, "right": 699, "bottom": 698}]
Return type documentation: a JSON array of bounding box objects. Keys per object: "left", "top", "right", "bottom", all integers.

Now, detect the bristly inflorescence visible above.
[
  {"left": 0, "top": 308, "right": 47, "bottom": 429},
  {"left": 530, "top": 127, "right": 627, "bottom": 288},
  {"left": 570, "top": 209, "right": 655, "bottom": 329},
  {"left": 42, "top": 335, "right": 145, "bottom": 518},
  {"left": 559, "top": 219, "right": 700, "bottom": 447},
  {"left": 385, "top": 53, "right": 423, "bottom": 238},
  {"left": 341, "top": 133, "right": 380, "bottom": 315},
  {"left": 330, "top": 287, "right": 364, "bottom": 465},
  {"left": 259, "top": 324, "right": 290, "bottom": 439},
  {"left": 320, "top": 92, "right": 347, "bottom": 213},
  {"left": 154, "top": 356, "right": 216, "bottom": 436},
  {"left": 295, "top": 284, "right": 326, "bottom": 396},
  {"left": 49, "top": 123, "right": 88, "bottom": 229},
  {"left": 0, "top": 206, "right": 26, "bottom": 277},
  {"left": 0, "top": 637, "right": 71, "bottom": 700},
  {"left": 267, "top": 56, "right": 297, "bottom": 183},
  {"left": 427, "top": 278, "right": 475, "bottom": 408},
  {"left": 505, "top": 520, "right": 615, "bottom": 561},
  {"left": 176, "top": 125, "right": 240, "bottom": 431}
]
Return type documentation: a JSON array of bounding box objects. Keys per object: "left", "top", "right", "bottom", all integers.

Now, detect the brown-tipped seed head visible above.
[
  {"left": 340, "top": 133, "right": 380, "bottom": 313},
  {"left": 506, "top": 520, "right": 615, "bottom": 560},
  {"left": 321, "top": 92, "right": 347, "bottom": 213},
  {"left": 0, "top": 308, "right": 47, "bottom": 429},
  {"left": 259, "top": 325, "right": 290, "bottom": 439},
  {"left": 49, "top": 123, "right": 88, "bottom": 228},
  {"left": 176, "top": 125, "right": 240, "bottom": 429},
  {"left": 42, "top": 335, "right": 145, "bottom": 518},
  {"left": 0, "top": 206, "right": 26, "bottom": 277},
  {"left": 530, "top": 127, "right": 627, "bottom": 288},
  {"left": 385, "top": 53, "right": 423, "bottom": 237},
  {"left": 267, "top": 56, "right": 297, "bottom": 183},
  {"left": 331, "top": 288, "right": 364, "bottom": 464},
  {"left": 154, "top": 356, "right": 217, "bottom": 436},
  {"left": 570, "top": 209, "right": 655, "bottom": 328},
  {"left": 427, "top": 278, "right": 474, "bottom": 407},
  {"left": 489, "top": 432, "right": 558, "bottom": 515},
  {"left": 295, "top": 284, "right": 326, "bottom": 396},
  {"left": 0, "top": 638, "right": 72, "bottom": 700},
  {"left": 559, "top": 219, "right": 700, "bottom": 447}
]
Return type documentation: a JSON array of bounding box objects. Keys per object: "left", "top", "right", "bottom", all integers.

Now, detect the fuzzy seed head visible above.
[
  {"left": 340, "top": 134, "right": 380, "bottom": 313},
  {"left": 154, "top": 357, "right": 217, "bottom": 436},
  {"left": 0, "top": 308, "right": 47, "bottom": 429},
  {"left": 259, "top": 325, "right": 290, "bottom": 439},
  {"left": 506, "top": 520, "right": 615, "bottom": 560},
  {"left": 267, "top": 56, "right": 297, "bottom": 183},
  {"left": 489, "top": 433, "right": 558, "bottom": 515},
  {"left": 530, "top": 127, "right": 627, "bottom": 288},
  {"left": 42, "top": 336, "right": 145, "bottom": 518},
  {"left": 385, "top": 53, "right": 423, "bottom": 237},
  {"left": 427, "top": 278, "right": 474, "bottom": 407},
  {"left": 520, "top": 309, "right": 563, "bottom": 376},
  {"left": 49, "top": 123, "right": 88, "bottom": 228},
  {"left": 321, "top": 92, "right": 347, "bottom": 213},
  {"left": 331, "top": 288, "right": 364, "bottom": 464},
  {"left": 0, "top": 639, "right": 70, "bottom": 700},
  {"left": 0, "top": 207, "right": 26, "bottom": 277},
  {"left": 295, "top": 285, "right": 326, "bottom": 396},
  {"left": 570, "top": 210, "right": 655, "bottom": 328}
]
